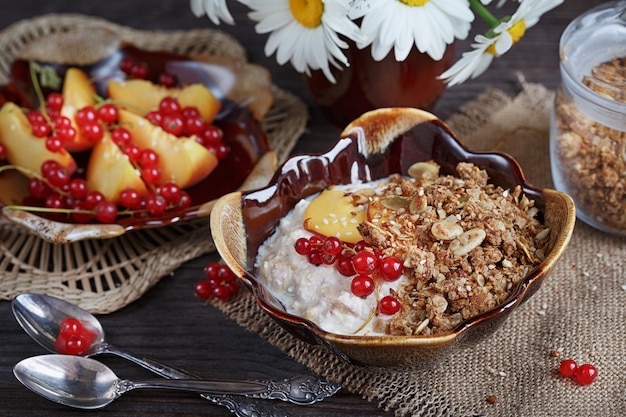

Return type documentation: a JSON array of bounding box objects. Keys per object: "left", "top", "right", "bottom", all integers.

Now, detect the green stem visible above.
[
  {"left": 29, "top": 62, "right": 46, "bottom": 112},
  {"left": 469, "top": 0, "right": 500, "bottom": 28}
]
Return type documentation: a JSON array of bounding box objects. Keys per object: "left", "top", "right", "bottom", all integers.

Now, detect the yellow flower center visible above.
[
  {"left": 399, "top": 0, "right": 430, "bottom": 5},
  {"left": 487, "top": 20, "right": 527, "bottom": 56},
  {"left": 289, "top": 0, "right": 324, "bottom": 28}
]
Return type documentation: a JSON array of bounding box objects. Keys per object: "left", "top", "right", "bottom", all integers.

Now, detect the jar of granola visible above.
[{"left": 550, "top": 1, "right": 626, "bottom": 235}]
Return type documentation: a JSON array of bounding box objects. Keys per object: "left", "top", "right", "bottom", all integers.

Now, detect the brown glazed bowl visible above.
[{"left": 211, "top": 107, "right": 576, "bottom": 367}]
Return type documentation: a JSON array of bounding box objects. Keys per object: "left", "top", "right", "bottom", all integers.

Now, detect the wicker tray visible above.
[{"left": 0, "top": 14, "right": 308, "bottom": 313}]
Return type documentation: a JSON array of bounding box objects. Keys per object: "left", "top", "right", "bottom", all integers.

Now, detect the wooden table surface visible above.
[{"left": 0, "top": 1, "right": 606, "bottom": 416}]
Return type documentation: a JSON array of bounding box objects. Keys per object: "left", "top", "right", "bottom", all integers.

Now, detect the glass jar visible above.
[{"left": 550, "top": 1, "right": 626, "bottom": 235}]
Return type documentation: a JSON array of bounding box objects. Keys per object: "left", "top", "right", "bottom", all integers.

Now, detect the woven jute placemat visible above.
[
  {"left": 0, "top": 14, "right": 307, "bottom": 314},
  {"left": 210, "top": 81, "right": 626, "bottom": 417}
]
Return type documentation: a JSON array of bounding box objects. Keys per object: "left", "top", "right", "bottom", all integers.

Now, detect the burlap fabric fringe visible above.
[{"left": 211, "top": 81, "right": 626, "bottom": 417}]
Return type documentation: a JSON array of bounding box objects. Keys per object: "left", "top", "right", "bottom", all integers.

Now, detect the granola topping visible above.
[{"left": 255, "top": 161, "right": 548, "bottom": 336}]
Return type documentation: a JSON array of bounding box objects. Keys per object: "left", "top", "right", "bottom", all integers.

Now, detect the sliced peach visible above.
[
  {"left": 107, "top": 79, "right": 221, "bottom": 122},
  {"left": 60, "top": 67, "right": 98, "bottom": 152},
  {"left": 303, "top": 188, "right": 367, "bottom": 244},
  {"left": 0, "top": 101, "right": 76, "bottom": 176},
  {"left": 118, "top": 109, "right": 218, "bottom": 188},
  {"left": 86, "top": 131, "right": 149, "bottom": 204}
]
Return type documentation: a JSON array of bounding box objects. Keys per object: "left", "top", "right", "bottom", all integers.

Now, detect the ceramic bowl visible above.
[{"left": 211, "top": 107, "right": 576, "bottom": 367}]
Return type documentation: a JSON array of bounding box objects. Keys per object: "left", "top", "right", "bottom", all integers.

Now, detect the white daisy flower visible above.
[
  {"left": 349, "top": 0, "right": 474, "bottom": 62},
  {"left": 246, "top": 0, "right": 363, "bottom": 83},
  {"left": 190, "top": 0, "right": 236, "bottom": 25},
  {"left": 439, "top": 0, "right": 563, "bottom": 86}
]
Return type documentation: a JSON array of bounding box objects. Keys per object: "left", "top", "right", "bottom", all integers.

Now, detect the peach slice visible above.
[
  {"left": 118, "top": 109, "right": 218, "bottom": 188},
  {"left": 107, "top": 79, "right": 221, "bottom": 122},
  {"left": 303, "top": 188, "right": 367, "bottom": 244},
  {"left": 0, "top": 101, "right": 76, "bottom": 176},
  {"left": 86, "top": 130, "right": 149, "bottom": 204},
  {"left": 60, "top": 67, "right": 98, "bottom": 152}
]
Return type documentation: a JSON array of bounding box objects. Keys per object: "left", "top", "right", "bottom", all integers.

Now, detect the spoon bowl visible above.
[{"left": 12, "top": 293, "right": 105, "bottom": 354}]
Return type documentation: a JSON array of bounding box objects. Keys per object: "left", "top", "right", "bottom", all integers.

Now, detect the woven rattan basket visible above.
[{"left": 0, "top": 14, "right": 308, "bottom": 313}]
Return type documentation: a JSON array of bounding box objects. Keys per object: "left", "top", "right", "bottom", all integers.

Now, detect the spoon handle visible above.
[{"left": 118, "top": 376, "right": 341, "bottom": 405}]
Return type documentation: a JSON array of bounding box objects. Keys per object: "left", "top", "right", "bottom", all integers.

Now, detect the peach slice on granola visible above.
[{"left": 303, "top": 188, "right": 367, "bottom": 244}]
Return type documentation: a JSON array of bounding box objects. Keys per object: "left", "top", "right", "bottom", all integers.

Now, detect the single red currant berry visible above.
[
  {"left": 294, "top": 237, "right": 311, "bottom": 255},
  {"left": 351, "top": 274, "right": 375, "bottom": 298},
  {"left": 130, "top": 62, "right": 149, "bottom": 79},
  {"left": 26, "top": 110, "right": 46, "bottom": 125},
  {"left": 139, "top": 149, "right": 159, "bottom": 168},
  {"left": 119, "top": 57, "right": 135, "bottom": 74},
  {"left": 322, "top": 236, "right": 342, "bottom": 256},
  {"left": 307, "top": 249, "right": 324, "bottom": 266},
  {"left": 83, "top": 191, "right": 105, "bottom": 210},
  {"left": 54, "top": 115, "right": 72, "bottom": 128},
  {"left": 41, "top": 159, "right": 61, "bottom": 177},
  {"left": 94, "top": 201, "right": 118, "bottom": 224},
  {"left": 46, "top": 92, "right": 64, "bottom": 111},
  {"left": 321, "top": 253, "right": 336, "bottom": 265},
  {"left": 64, "top": 333, "right": 88, "bottom": 355},
  {"left": 185, "top": 116, "right": 205, "bottom": 136},
  {"left": 46, "top": 166, "right": 71, "bottom": 188},
  {"left": 159, "top": 96, "right": 181, "bottom": 115},
  {"left": 142, "top": 166, "right": 162, "bottom": 184},
  {"left": 309, "top": 235, "right": 324, "bottom": 249},
  {"left": 45, "top": 193, "right": 65, "bottom": 209},
  {"left": 194, "top": 280, "right": 212, "bottom": 299},
  {"left": 69, "top": 178, "right": 88, "bottom": 199},
  {"left": 32, "top": 122, "right": 52, "bottom": 138},
  {"left": 111, "top": 127, "right": 132, "bottom": 145},
  {"left": 158, "top": 182, "right": 182, "bottom": 204},
  {"left": 379, "top": 256, "right": 404, "bottom": 281},
  {"left": 97, "top": 103, "right": 119, "bottom": 124},
  {"left": 119, "top": 188, "right": 142, "bottom": 209},
  {"left": 123, "top": 143, "right": 141, "bottom": 162},
  {"left": 82, "top": 121, "right": 104, "bottom": 142},
  {"left": 59, "top": 317, "right": 83, "bottom": 337},
  {"left": 379, "top": 295, "right": 401, "bottom": 315},
  {"left": 146, "top": 194, "right": 168, "bottom": 215},
  {"left": 336, "top": 255, "right": 356, "bottom": 277},
  {"left": 182, "top": 106, "right": 200, "bottom": 119},
  {"left": 353, "top": 240, "right": 372, "bottom": 253},
  {"left": 574, "top": 364, "right": 598, "bottom": 385},
  {"left": 76, "top": 106, "right": 98, "bottom": 127},
  {"left": 161, "top": 113, "right": 185, "bottom": 136},
  {"left": 559, "top": 359, "right": 578, "bottom": 378},
  {"left": 146, "top": 110, "right": 163, "bottom": 126},
  {"left": 158, "top": 72, "right": 178, "bottom": 88},
  {"left": 177, "top": 191, "right": 192, "bottom": 208},
  {"left": 202, "top": 125, "right": 223, "bottom": 147},
  {"left": 204, "top": 262, "right": 221, "bottom": 280},
  {"left": 212, "top": 285, "right": 232, "bottom": 300},
  {"left": 45, "top": 135, "right": 63, "bottom": 152},
  {"left": 27, "top": 177, "right": 51, "bottom": 199},
  {"left": 214, "top": 143, "right": 230, "bottom": 160},
  {"left": 352, "top": 250, "right": 378, "bottom": 275},
  {"left": 57, "top": 125, "right": 77, "bottom": 143}
]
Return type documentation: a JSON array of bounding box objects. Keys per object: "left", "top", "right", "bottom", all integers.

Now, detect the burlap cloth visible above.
[{"left": 210, "top": 81, "right": 626, "bottom": 417}]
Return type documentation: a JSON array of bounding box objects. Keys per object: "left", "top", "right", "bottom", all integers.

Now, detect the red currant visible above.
[
  {"left": 76, "top": 106, "right": 98, "bottom": 127},
  {"left": 379, "top": 295, "right": 401, "bottom": 315},
  {"left": 351, "top": 275, "right": 375, "bottom": 297},
  {"left": 45, "top": 92, "right": 64, "bottom": 111},
  {"left": 83, "top": 191, "right": 105, "bottom": 210},
  {"left": 335, "top": 255, "right": 356, "bottom": 276},
  {"left": 130, "top": 62, "right": 149, "bottom": 79},
  {"left": 352, "top": 250, "right": 378, "bottom": 275},
  {"left": 158, "top": 72, "right": 178, "bottom": 88},
  {"left": 139, "top": 149, "right": 159, "bottom": 168},
  {"left": 294, "top": 237, "right": 312, "bottom": 255},
  {"left": 379, "top": 256, "right": 404, "bottom": 281},
  {"left": 27, "top": 177, "right": 52, "bottom": 199},
  {"left": 31, "top": 122, "right": 51, "bottom": 138},
  {"left": 0, "top": 143, "right": 5, "bottom": 159},
  {"left": 559, "top": 359, "right": 578, "bottom": 378},
  {"left": 161, "top": 113, "right": 185, "bottom": 136},
  {"left": 159, "top": 96, "right": 181, "bottom": 115},
  {"left": 97, "top": 103, "right": 119, "bottom": 124},
  {"left": 57, "top": 125, "right": 77, "bottom": 143},
  {"left": 142, "top": 166, "right": 162, "bottom": 184},
  {"left": 111, "top": 127, "right": 132, "bottom": 145},
  {"left": 120, "top": 57, "right": 135, "bottom": 74},
  {"left": 158, "top": 182, "right": 182, "bottom": 204},
  {"left": 82, "top": 121, "right": 104, "bottom": 142},
  {"left": 69, "top": 178, "right": 88, "bottom": 200},
  {"left": 59, "top": 317, "right": 82, "bottom": 336},
  {"left": 119, "top": 188, "right": 142, "bottom": 209},
  {"left": 146, "top": 194, "right": 168, "bottom": 215},
  {"left": 46, "top": 166, "right": 71, "bottom": 188},
  {"left": 45, "top": 135, "right": 63, "bottom": 152},
  {"left": 574, "top": 364, "right": 598, "bottom": 385},
  {"left": 194, "top": 280, "right": 212, "bottom": 299},
  {"left": 177, "top": 191, "right": 192, "bottom": 208},
  {"left": 307, "top": 249, "right": 324, "bottom": 266},
  {"left": 146, "top": 110, "right": 163, "bottom": 126},
  {"left": 322, "top": 236, "right": 342, "bottom": 256},
  {"left": 94, "top": 201, "right": 118, "bottom": 224}
]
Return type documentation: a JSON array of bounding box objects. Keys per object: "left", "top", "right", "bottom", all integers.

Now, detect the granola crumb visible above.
[{"left": 486, "top": 395, "right": 498, "bottom": 404}]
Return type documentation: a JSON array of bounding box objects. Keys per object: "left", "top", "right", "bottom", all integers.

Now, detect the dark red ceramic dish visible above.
[
  {"left": 212, "top": 108, "right": 576, "bottom": 367},
  {"left": 0, "top": 45, "right": 271, "bottom": 242}
]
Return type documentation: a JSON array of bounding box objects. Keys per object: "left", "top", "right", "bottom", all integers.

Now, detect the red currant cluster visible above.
[
  {"left": 54, "top": 317, "right": 97, "bottom": 356},
  {"left": 194, "top": 262, "right": 239, "bottom": 301},
  {"left": 294, "top": 235, "right": 404, "bottom": 315},
  {"left": 119, "top": 56, "right": 177, "bottom": 88},
  {"left": 146, "top": 96, "right": 228, "bottom": 158},
  {"left": 559, "top": 359, "right": 598, "bottom": 385}
]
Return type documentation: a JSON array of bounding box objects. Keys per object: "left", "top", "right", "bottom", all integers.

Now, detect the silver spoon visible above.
[
  {"left": 13, "top": 354, "right": 338, "bottom": 409},
  {"left": 12, "top": 293, "right": 340, "bottom": 414}
]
